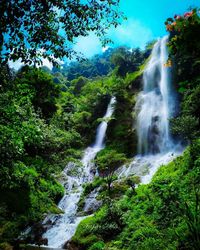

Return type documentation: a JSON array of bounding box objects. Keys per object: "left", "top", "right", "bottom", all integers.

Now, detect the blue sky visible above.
[
  {"left": 75, "top": 0, "right": 200, "bottom": 57},
  {"left": 10, "top": 0, "right": 200, "bottom": 69}
]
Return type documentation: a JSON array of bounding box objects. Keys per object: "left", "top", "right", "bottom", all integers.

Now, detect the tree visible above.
[
  {"left": 111, "top": 47, "right": 144, "bottom": 77},
  {"left": 0, "top": 0, "right": 124, "bottom": 65},
  {"left": 15, "top": 66, "right": 60, "bottom": 119},
  {"left": 126, "top": 175, "right": 141, "bottom": 194},
  {"left": 95, "top": 149, "right": 126, "bottom": 194},
  {"left": 165, "top": 8, "right": 200, "bottom": 81},
  {"left": 61, "top": 48, "right": 115, "bottom": 80}
]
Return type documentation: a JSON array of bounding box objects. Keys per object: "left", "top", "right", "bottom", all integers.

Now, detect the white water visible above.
[
  {"left": 136, "top": 36, "right": 176, "bottom": 155},
  {"left": 117, "top": 37, "right": 182, "bottom": 184},
  {"left": 42, "top": 97, "right": 116, "bottom": 248},
  {"left": 116, "top": 150, "right": 180, "bottom": 185},
  {"left": 39, "top": 37, "right": 182, "bottom": 248}
]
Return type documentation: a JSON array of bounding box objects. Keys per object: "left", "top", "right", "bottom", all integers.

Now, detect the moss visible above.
[
  {"left": 0, "top": 242, "right": 13, "bottom": 250},
  {"left": 72, "top": 142, "right": 200, "bottom": 250},
  {"left": 72, "top": 216, "right": 101, "bottom": 249},
  {"left": 77, "top": 177, "right": 104, "bottom": 212},
  {"left": 109, "top": 181, "right": 129, "bottom": 199},
  {"left": 106, "top": 59, "right": 151, "bottom": 157},
  {"left": 106, "top": 91, "right": 138, "bottom": 157}
]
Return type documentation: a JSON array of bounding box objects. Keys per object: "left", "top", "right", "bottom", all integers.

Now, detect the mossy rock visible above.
[{"left": 0, "top": 242, "right": 13, "bottom": 250}]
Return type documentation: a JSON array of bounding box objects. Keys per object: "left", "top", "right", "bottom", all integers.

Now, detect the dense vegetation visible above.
[
  {"left": 0, "top": 0, "right": 124, "bottom": 64},
  {"left": 69, "top": 9, "right": 200, "bottom": 250},
  {"left": 0, "top": 5, "right": 200, "bottom": 250},
  {"left": 58, "top": 48, "right": 115, "bottom": 80},
  {"left": 72, "top": 143, "right": 200, "bottom": 250},
  {"left": 0, "top": 45, "right": 147, "bottom": 249}
]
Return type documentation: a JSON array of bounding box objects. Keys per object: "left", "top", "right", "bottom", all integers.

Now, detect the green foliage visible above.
[
  {"left": 72, "top": 76, "right": 87, "bottom": 95},
  {"left": 0, "top": 43, "right": 147, "bottom": 245},
  {"left": 74, "top": 142, "right": 200, "bottom": 250},
  {"left": 171, "top": 115, "right": 199, "bottom": 141},
  {"left": 88, "top": 241, "right": 105, "bottom": 250},
  {"left": 165, "top": 8, "right": 200, "bottom": 84},
  {"left": 95, "top": 149, "right": 126, "bottom": 174},
  {"left": 77, "top": 177, "right": 104, "bottom": 212},
  {"left": 126, "top": 175, "right": 141, "bottom": 193},
  {"left": 0, "top": 0, "right": 124, "bottom": 64},
  {"left": 106, "top": 76, "right": 140, "bottom": 156},
  {"left": 0, "top": 65, "right": 78, "bottom": 246},
  {"left": 73, "top": 200, "right": 124, "bottom": 249},
  {"left": 72, "top": 216, "right": 100, "bottom": 250},
  {"left": 166, "top": 9, "right": 200, "bottom": 60},
  {"left": 171, "top": 79, "right": 200, "bottom": 141},
  {"left": 60, "top": 48, "right": 116, "bottom": 80},
  {"left": 101, "top": 56, "right": 150, "bottom": 158},
  {"left": 166, "top": 9, "right": 200, "bottom": 142},
  {"left": 1, "top": 6, "right": 200, "bottom": 249},
  {"left": 95, "top": 149, "right": 126, "bottom": 194},
  {"left": 111, "top": 47, "right": 147, "bottom": 77},
  {"left": 83, "top": 178, "right": 104, "bottom": 197},
  {"left": 15, "top": 67, "right": 60, "bottom": 119}
]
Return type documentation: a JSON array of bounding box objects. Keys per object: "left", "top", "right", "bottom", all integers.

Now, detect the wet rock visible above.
[
  {"left": 19, "top": 225, "right": 48, "bottom": 248},
  {"left": 15, "top": 222, "right": 48, "bottom": 248},
  {"left": 83, "top": 189, "right": 102, "bottom": 214},
  {"left": 0, "top": 242, "right": 13, "bottom": 250},
  {"left": 83, "top": 198, "right": 102, "bottom": 214},
  {"left": 30, "top": 222, "right": 47, "bottom": 245},
  {"left": 37, "top": 237, "right": 48, "bottom": 246},
  {"left": 63, "top": 240, "right": 79, "bottom": 250}
]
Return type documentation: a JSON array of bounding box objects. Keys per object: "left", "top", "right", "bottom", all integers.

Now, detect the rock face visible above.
[
  {"left": 83, "top": 189, "right": 102, "bottom": 214},
  {"left": 105, "top": 66, "right": 144, "bottom": 158},
  {"left": 63, "top": 240, "right": 79, "bottom": 250},
  {"left": 32, "top": 223, "right": 48, "bottom": 245},
  {"left": 19, "top": 222, "right": 48, "bottom": 247}
]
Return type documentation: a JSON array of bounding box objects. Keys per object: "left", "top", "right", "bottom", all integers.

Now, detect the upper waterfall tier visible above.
[
  {"left": 94, "top": 97, "right": 116, "bottom": 148},
  {"left": 136, "top": 36, "right": 176, "bottom": 155}
]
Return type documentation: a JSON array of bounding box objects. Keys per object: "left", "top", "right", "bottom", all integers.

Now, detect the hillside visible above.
[{"left": 0, "top": 6, "right": 200, "bottom": 250}]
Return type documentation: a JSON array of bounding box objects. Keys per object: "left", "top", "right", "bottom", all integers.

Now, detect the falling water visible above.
[
  {"left": 42, "top": 97, "right": 116, "bottom": 248},
  {"left": 116, "top": 37, "right": 182, "bottom": 184},
  {"left": 136, "top": 36, "right": 176, "bottom": 155},
  {"left": 94, "top": 97, "right": 116, "bottom": 148},
  {"left": 33, "top": 37, "right": 181, "bottom": 248}
]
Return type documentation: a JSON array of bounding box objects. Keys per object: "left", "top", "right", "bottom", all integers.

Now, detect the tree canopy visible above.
[{"left": 0, "top": 0, "right": 124, "bottom": 65}]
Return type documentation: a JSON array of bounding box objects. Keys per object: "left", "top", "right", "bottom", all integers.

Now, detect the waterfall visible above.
[
  {"left": 94, "top": 97, "right": 116, "bottom": 148},
  {"left": 116, "top": 37, "right": 181, "bottom": 184},
  {"left": 136, "top": 36, "right": 176, "bottom": 155},
  {"left": 42, "top": 97, "right": 116, "bottom": 248},
  {"left": 33, "top": 37, "right": 181, "bottom": 248}
]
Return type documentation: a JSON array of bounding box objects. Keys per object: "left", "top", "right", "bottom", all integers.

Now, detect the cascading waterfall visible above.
[
  {"left": 32, "top": 37, "right": 182, "bottom": 248},
  {"left": 42, "top": 97, "right": 116, "bottom": 248},
  {"left": 136, "top": 36, "right": 176, "bottom": 155},
  {"left": 117, "top": 36, "right": 181, "bottom": 184}
]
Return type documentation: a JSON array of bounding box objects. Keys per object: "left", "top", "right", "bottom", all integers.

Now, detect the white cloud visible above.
[
  {"left": 41, "top": 58, "right": 53, "bottom": 70},
  {"left": 73, "top": 20, "right": 154, "bottom": 59},
  {"left": 102, "top": 46, "right": 109, "bottom": 52},
  {"left": 8, "top": 57, "right": 63, "bottom": 71},
  {"left": 9, "top": 59, "right": 23, "bottom": 71},
  {"left": 73, "top": 33, "right": 102, "bottom": 58},
  {"left": 110, "top": 19, "right": 154, "bottom": 49}
]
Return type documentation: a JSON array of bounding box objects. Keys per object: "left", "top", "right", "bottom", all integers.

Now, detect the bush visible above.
[{"left": 89, "top": 241, "right": 105, "bottom": 250}]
